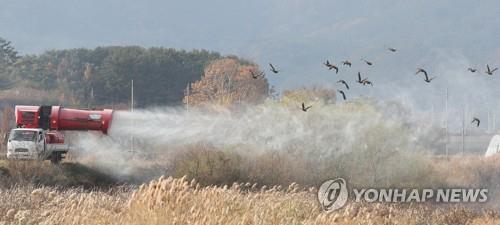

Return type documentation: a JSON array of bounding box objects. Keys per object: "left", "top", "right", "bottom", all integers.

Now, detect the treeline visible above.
[{"left": 0, "top": 37, "right": 264, "bottom": 108}]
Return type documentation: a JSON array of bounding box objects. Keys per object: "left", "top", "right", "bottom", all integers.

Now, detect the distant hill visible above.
[{"left": 1, "top": 46, "right": 230, "bottom": 107}]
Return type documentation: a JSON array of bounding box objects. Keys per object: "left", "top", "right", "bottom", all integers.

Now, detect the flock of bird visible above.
[{"left": 249, "top": 47, "right": 498, "bottom": 127}]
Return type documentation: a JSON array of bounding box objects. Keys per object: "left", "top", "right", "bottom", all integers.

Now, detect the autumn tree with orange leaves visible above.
[{"left": 184, "top": 58, "right": 269, "bottom": 107}]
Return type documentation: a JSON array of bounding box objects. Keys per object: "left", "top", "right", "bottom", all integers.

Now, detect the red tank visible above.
[
  {"left": 45, "top": 131, "right": 65, "bottom": 144},
  {"left": 15, "top": 105, "right": 113, "bottom": 134}
]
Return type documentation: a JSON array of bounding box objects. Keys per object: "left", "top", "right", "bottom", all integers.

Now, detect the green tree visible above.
[
  {"left": 0, "top": 37, "right": 19, "bottom": 89},
  {"left": 0, "top": 37, "right": 19, "bottom": 66},
  {"left": 5, "top": 46, "right": 224, "bottom": 107}
]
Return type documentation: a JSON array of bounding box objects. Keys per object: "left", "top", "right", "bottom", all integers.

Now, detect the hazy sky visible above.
[{"left": 2, "top": 0, "right": 500, "bottom": 125}]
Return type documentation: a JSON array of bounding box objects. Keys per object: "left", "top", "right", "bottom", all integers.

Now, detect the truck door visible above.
[{"left": 37, "top": 131, "right": 45, "bottom": 157}]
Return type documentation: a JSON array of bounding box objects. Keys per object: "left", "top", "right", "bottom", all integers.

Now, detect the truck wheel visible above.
[{"left": 50, "top": 152, "right": 62, "bottom": 164}]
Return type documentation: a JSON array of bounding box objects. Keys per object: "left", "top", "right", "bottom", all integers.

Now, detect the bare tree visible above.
[{"left": 184, "top": 58, "right": 269, "bottom": 107}]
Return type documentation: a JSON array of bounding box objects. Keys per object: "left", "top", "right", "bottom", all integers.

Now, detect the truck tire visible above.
[{"left": 50, "top": 152, "right": 62, "bottom": 164}]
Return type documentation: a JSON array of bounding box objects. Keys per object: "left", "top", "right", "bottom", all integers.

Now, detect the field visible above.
[
  {"left": 0, "top": 175, "right": 499, "bottom": 225},
  {"left": 1, "top": 100, "right": 500, "bottom": 225},
  {"left": 1, "top": 156, "right": 500, "bottom": 225}
]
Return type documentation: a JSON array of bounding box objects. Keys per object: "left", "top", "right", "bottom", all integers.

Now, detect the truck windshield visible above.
[{"left": 9, "top": 130, "right": 37, "bottom": 142}]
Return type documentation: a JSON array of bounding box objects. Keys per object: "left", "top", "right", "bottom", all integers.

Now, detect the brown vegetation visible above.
[
  {"left": 0, "top": 161, "right": 117, "bottom": 189},
  {"left": 2, "top": 149, "right": 500, "bottom": 224},
  {"left": 0, "top": 87, "right": 59, "bottom": 105},
  {"left": 0, "top": 176, "right": 498, "bottom": 225},
  {"left": 184, "top": 58, "right": 269, "bottom": 107},
  {"left": 167, "top": 144, "right": 500, "bottom": 192},
  {"left": 282, "top": 87, "right": 337, "bottom": 106}
]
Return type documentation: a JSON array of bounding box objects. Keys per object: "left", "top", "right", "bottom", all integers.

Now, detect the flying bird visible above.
[
  {"left": 471, "top": 117, "right": 480, "bottom": 127},
  {"left": 269, "top": 63, "right": 279, "bottom": 74},
  {"left": 342, "top": 60, "right": 352, "bottom": 67},
  {"left": 486, "top": 65, "right": 498, "bottom": 75},
  {"left": 387, "top": 47, "right": 397, "bottom": 52},
  {"left": 337, "top": 90, "right": 346, "bottom": 101},
  {"left": 416, "top": 68, "right": 428, "bottom": 77},
  {"left": 301, "top": 103, "right": 312, "bottom": 112},
  {"left": 356, "top": 72, "right": 366, "bottom": 84},
  {"left": 423, "top": 74, "right": 436, "bottom": 83},
  {"left": 468, "top": 68, "right": 477, "bottom": 73},
  {"left": 329, "top": 65, "right": 339, "bottom": 74},
  {"left": 361, "top": 59, "right": 373, "bottom": 66},
  {"left": 362, "top": 80, "right": 373, "bottom": 86},
  {"left": 324, "top": 60, "right": 339, "bottom": 73},
  {"left": 324, "top": 60, "right": 333, "bottom": 67},
  {"left": 337, "top": 80, "right": 349, "bottom": 90}
]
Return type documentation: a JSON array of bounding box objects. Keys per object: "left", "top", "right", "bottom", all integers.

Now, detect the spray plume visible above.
[{"left": 69, "top": 99, "right": 446, "bottom": 185}]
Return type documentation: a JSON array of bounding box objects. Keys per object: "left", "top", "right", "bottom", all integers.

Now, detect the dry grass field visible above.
[
  {"left": 0, "top": 175, "right": 499, "bottom": 225},
  {"left": 1, "top": 152, "right": 500, "bottom": 224}
]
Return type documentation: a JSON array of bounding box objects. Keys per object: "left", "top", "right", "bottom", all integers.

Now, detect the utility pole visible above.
[
  {"left": 87, "top": 87, "right": 92, "bottom": 109},
  {"left": 90, "top": 87, "right": 94, "bottom": 105},
  {"left": 185, "top": 83, "right": 190, "bottom": 113},
  {"left": 131, "top": 79, "right": 134, "bottom": 153},
  {"left": 131, "top": 80, "right": 134, "bottom": 112},
  {"left": 445, "top": 87, "right": 448, "bottom": 159},
  {"left": 462, "top": 106, "right": 465, "bottom": 155},
  {"left": 493, "top": 113, "right": 497, "bottom": 133},
  {"left": 488, "top": 109, "right": 491, "bottom": 133}
]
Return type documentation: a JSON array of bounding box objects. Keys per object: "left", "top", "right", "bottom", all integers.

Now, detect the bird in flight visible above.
[
  {"left": 361, "top": 59, "right": 373, "bottom": 66},
  {"left": 356, "top": 72, "right": 367, "bottom": 84},
  {"left": 486, "top": 65, "right": 498, "bottom": 75},
  {"left": 468, "top": 68, "right": 477, "bottom": 73},
  {"left": 387, "top": 47, "right": 397, "bottom": 52},
  {"left": 301, "top": 103, "right": 312, "bottom": 112},
  {"left": 471, "top": 117, "right": 480, "bottom": 127},
  {"left": 337, "top": 80, "right": 349, "bottom": 90},
  {"left": 342, "top": 60, "right": 352, "bottom": 67},
  {"left": 423, "top": 74, "right": 436, "bottom": 83},
  {"left": 269, "top": 63, "right": 280, "bottom": 74},
  {"left": 323, "top": 60, "right": 339, "bottom": 73},
  {"left": 337, "top": 90, "right": 347, "bottom": 101},
  {"left": 323, "top": 60, "right": 333, "bottom": 67},
  {"left": 362, "top": 80, "right": 373, "bottom": 86},
  {"left": 416, "top": 68, "right": 428, "bottom": 77}
]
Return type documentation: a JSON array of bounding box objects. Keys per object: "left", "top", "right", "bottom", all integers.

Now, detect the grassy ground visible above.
[
  {"left": 0, "top": 160, "right": 117, "bottom": 188},
  {"left": 1, "top": 155, "right": 500, "bottom": 224},
  {"left": 0, "top": 176, "right": 498, "bottom": 225}
]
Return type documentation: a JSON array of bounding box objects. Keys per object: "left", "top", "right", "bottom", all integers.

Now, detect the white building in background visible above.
[{"left": 485, "top": 135, "right": 500, "bottom": 157}]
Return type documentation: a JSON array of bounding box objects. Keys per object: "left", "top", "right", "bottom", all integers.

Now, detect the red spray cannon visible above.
[{"left": 15, "top": 105, "right": 113, "bottom": 134}]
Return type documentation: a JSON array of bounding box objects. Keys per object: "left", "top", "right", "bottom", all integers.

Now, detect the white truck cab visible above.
[{"left": 6, "top": 128, "right": 69, "bottom": 163}]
